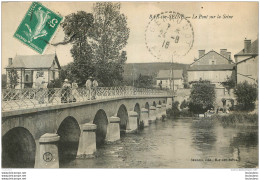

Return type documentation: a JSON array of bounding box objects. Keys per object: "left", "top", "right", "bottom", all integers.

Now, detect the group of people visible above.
[
  {"left": 60, "top": 76, "right": 98, "bottom": 103},
  {"left": 85, "top": 76, "right": 98, "bottom": 100}
]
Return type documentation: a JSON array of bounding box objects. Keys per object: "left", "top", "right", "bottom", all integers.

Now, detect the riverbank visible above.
[{"left": 205, "top": 113, "right": 258, "bottom": 127}]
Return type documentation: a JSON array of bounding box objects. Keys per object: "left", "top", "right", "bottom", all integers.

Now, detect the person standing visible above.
[
  {"left": 47, "top": 80, "right": 55, "bottom": 103},
  {"left": 71, "top": 80, "right": 78, "bottom": 102},
  {"left": 61, "top": 79, "right": 71, "bottom": 103},
  {"left": 92, "top": 78, "right": 98, "bottom": 100},
  {"left": 35, "top": 74, "right": 45, "bottom": 104},
  {"left": 85, "top": 76, "right": 92, "bottom": 100}
]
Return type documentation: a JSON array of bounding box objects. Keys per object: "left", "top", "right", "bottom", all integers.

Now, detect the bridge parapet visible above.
[{"left": 2, "top": 86, "right": 174, "bottom": 112}]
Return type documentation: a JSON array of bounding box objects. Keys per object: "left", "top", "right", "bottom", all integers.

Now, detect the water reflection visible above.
[{"left": 62, "top": 118, "right": 258, "bottom": 168}]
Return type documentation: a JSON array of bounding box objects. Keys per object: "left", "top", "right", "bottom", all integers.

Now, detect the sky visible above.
[{"left": 1, "top": 2, "right": 258, "bottom": 72}]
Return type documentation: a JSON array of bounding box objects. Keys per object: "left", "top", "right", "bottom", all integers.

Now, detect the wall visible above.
[
  {"left": 188, "top": 70, "right": 233, "bottom": 83},
  {"left": 237, "top": 57, "right": 258, "bottom": 84}
]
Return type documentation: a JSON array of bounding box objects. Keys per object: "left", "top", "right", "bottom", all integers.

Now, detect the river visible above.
[{"left": 61, "top": 118, "right": 258, "bottom": 168}]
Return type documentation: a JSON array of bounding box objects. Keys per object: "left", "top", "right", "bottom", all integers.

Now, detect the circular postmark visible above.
[
  {"left": 43, "top": 152, "right": 53, "bottom": 162},
  {"left": 145, "top": 11, "right": 194, "bottom": 61}
]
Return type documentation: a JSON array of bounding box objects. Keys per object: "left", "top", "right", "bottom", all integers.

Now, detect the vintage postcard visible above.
[{"left": 1, "top": 1, "right": 259, "bottom": 179}]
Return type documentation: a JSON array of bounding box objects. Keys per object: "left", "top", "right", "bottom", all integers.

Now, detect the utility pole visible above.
[{"left": 171, "top": 55, "right": 174, "bottom": 91}]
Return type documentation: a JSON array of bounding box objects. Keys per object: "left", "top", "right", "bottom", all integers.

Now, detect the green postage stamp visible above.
[{"left": 14, "top": 2, "right": 63, "bottom": 54}]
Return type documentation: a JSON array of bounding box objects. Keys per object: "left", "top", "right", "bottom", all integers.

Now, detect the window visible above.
[
  {"left": 25, "top": 74, "right": 29, "bottom": 82},
  {"left": 211, "top": 60, "right": 215, "bottom": 65},
  {"left": 52, "top": 71, "right": 55, "bottom": 80}
]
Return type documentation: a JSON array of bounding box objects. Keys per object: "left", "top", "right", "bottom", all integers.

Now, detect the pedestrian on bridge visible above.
[
  {"left": 71, "top": 80, "right": 78, "bottom": 102},
  {"left": 35, "top": 74, "right": 45, "bottom": 104},
  {"left": 92, "top": 78, "right": 98, "bottom": 100},
  {"left": 61, "top": 79, "right": 71, "bottom": 103},
  {"left": 86, "top": 77, "right": 92, "bottom": 100},
  {"left": 47, "top": 80, "right": 55, "bottom": 103}
]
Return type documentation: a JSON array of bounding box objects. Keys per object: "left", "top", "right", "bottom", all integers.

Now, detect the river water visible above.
[{"left": 62, "top": 118, "right": 258, "bottom": 168}]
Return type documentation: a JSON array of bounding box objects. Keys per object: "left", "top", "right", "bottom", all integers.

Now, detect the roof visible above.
[
  {"left": 187, "top": 64, "right": 235, "bottom": 71},
  {"left": 235, "top": 39, "right": 258, "bottom": 56},
  {"left": 190, "top": 50, "right": 233, "bottom": 66},
  {"left": 6, "top": 54, "right": 61, "bottom": 69},
  {"left": 156, "top": 69, "right": 183, "bottom": 79}
]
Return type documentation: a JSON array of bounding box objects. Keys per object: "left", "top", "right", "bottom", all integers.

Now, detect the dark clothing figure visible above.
[
  {"left": 47, "top": 80, "right": 55, "bottom": 103},
  {"left": 61, "top": 79, "right": 71, "bottom": 103},
  {"left": 92, "top": 79, "right": 98, "bottom": 100}
]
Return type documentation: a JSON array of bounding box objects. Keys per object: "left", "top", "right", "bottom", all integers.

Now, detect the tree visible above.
[
  {"left": 189, "top": 80, "right": 215, "bottom": 114},
  {"left": 234, "top": 81, "right": 258, "bottom": 111},
  {"left": 89, "top": 2, "right": 130, "bottom": 86},
  {"left": 135, "top": 74, "right": 154, "bottom": 88},
  {"left": 61, "top": 11, "right": 95, "bottom": 87},
  {"left": 221, "top": 76, "right": 236, "bottom": 93},
  {"left": 7, "top": 69, "right": 19, "bottom": 89}
]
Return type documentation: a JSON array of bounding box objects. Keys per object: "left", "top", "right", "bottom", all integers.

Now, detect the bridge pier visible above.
[
  {"left": 156, "top": 105, "right": 162, "bottom": 120},
  {"left": 106, "top": 116, "right": 120, "bottom": 142},
  {"left": 149, "top": 106, "right": 156, "bottom": 123},
  {"left": 77, "top": 123, "right": 97, "bottom": 157},
  {"left": 166, "top": 97, "right": 173, "bottom": 110},
  {"left": 37, "top": 133, "right": 60, "bottom": 168},
  {"left": 161, "top": 103, "right": 167, "bottom": 119},
  {"left": 127, "top": 111, "right": 138, "bottom": 133},
  {"left": 141, "top": 108, "right": 149, "bottom": 127}
]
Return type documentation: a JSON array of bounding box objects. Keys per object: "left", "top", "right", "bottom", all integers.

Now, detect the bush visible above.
[
  {"left": 209, "top": 113, "right": 258, "bottom": 127},
  {"left": 180, "top": 100, "right": 188, "bottom": 110},
  {"left": 167, "top": 101, "right": 180, "bottom": 118},
  {"left": 189, "top": 80, "right": 215, "bottom": 114},
  {"left": 234, "top": 82, "right": 258, "bottom": 111}
]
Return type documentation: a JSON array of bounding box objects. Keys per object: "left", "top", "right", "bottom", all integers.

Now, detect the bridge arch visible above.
[
  {"left": 93, "top": 109, "right": 108, "bottom": 147},
  {"left": 117, "top": 104, "right": 129, "bottom": 133},
  {"left": 2, "top": 127, "right": 36, "bottom": 168},
  {"left": 57, "top": 116, "right": 80, "bottom": 163},
  {"left": 134, "top": 103, "right": 141, "bottom": 128}
]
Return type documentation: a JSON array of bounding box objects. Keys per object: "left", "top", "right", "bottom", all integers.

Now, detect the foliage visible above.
[
  {"left": 166, "top": 101, "right": 180, "bottom": 118},
  {"left": 207, "top": 113, "right": 258, "bottom": 127},
  {"left": 134, "top": 74, "right": 154, "bottom": 88},
  {"left": 60, "top": 3, "right": 129, "bottom": 87},
  {"left": 189, "top": 80, "right": 215, "bottom": 114},
  {"left": 180, "top": 99, "right": 189, "bottom": 110},
  {"left": 2, "top": 74, "right": 7, "bottom": 89},
  {"left": 88, "top": 2, "right": 130, "bottom": 86},
  {"left": 221, "top": 76, "right": 235, "bottom": 90},
  {"left": 7, "top": 69, "right": 19, "bottom": 89},
  {"left": 234, "top": 81, "right": 258, "bottom": 111}
]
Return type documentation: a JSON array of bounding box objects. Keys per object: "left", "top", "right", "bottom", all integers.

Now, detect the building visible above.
[
  {"left": 156, "top": 69, "right": 184, "bottom": 90},
  {"left": 187, "top": 49, "right": 236, "bottom": 107},
  {"left": 187, "top": 49, "right": 236, "bottom": 85},
  {"left": 234, "top": 39, "right": 258, "bottom": 84},
  {"left": 5, "top": 54, "right": 61, "bottom": 89}
]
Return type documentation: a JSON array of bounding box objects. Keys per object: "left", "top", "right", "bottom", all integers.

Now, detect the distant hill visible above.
[{"left": 123, "top": 62, "right": 189, "bottom": 80}]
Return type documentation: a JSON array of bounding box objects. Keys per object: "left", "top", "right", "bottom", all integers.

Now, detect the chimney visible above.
[
  {"left": 198, "top": 50, "right": 205, "bottom": 58},
  {"left": 226, "top": 52, "right": 231, "bottom": 59},
  {"left": 220, "top": 49, "right": 227, "bottom": 57},
  {"left": 8, "top": 58, "right": 12, "bottom": 66},
  {"left": 244, "top": 39, "right": 251, "bottom": 53}
]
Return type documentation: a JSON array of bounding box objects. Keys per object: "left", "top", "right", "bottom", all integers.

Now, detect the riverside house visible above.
[{"left": 5, "top": 54, "right": 61, "bottom": 89}]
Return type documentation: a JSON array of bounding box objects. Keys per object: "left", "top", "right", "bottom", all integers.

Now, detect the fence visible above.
[{"left": 2, "top": 86, "right": 173, "bottom": 111}]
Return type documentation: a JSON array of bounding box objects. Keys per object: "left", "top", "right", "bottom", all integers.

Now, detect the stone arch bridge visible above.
[{"left": 2, "top": 86, "right": 173, "bottom": 168}]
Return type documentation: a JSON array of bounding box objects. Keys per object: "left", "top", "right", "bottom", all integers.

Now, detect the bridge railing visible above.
[{"left": 2, "top": 86, "right": 174, "bottom": 111}]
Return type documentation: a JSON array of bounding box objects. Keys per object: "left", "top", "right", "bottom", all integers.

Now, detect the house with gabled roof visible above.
[
  {"left": 187, "top": 49, "right": 236, "bottom": 85},
  {"left": 156, "top": 69, "right": 184, "bottom": 90},
  {"left": 5, "top": 54, "right": 61, "bottom": 89},
  {"left": 234, "top": 38, "right": 258, "bottom": 84}
]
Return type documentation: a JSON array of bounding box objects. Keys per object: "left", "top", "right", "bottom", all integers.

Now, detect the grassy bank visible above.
[{"left": 208, "top": 113, "right": 258, "bottom": 127}]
